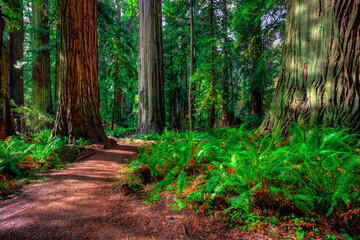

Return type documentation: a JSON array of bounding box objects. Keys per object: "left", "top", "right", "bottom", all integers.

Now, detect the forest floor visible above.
[{"left": 0, "top": 141, "right": 267, "bottom": 240}]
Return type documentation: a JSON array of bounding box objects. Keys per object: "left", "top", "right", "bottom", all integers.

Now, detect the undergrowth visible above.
[
  {"left": 128, "top": 125, "right": 360, "bottom": 238},
  {"left": 0, "top": 130, "right": 90, "bottom": 199},
  {"left": 105, "top": 127, "right": 137, "bottom": 138}
]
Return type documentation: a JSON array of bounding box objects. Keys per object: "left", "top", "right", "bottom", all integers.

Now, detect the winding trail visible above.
[{"left": 0, "top": 142, "right": 263, "bottom": 240}]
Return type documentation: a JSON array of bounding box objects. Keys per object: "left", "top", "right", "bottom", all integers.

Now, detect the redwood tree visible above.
[
  {"left": 0, "top": 5, "right": 15, "bottom": 139},
  {"left": 207, "top": 0, "right": 216, "bottom": 130},
  {"left": 54, "top": 0, "right": 61, "bottom": 104},
  {"left": 248, "top": 4, "right": 264, "bottom": 120},
  {"left": 261, "top": 0, "right": 360, "bottom": 134},
  {"left": 220, "top": 0, "right": 235, "bottom": 126},
  {"left": 188, "top": 0, "right": 195, "bottom": 131},
  {"left": 53, "top": 0, "right": 107, "bottom": 142},
  {"left": 8, "top": 4, "right": 24, "bottom": 131},
  {"left": 32, "top": 0, "right": 52, "bottom": 114},
  {"left": 137, "top": 0, "right": 165, "bottom": 134}
]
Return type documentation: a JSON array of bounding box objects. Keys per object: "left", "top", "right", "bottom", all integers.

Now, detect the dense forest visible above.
[{"left": 0, "top": 0, "right": 359, "bottom": 239}]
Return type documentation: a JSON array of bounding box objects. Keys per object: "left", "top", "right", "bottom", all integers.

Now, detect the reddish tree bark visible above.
[
  {"left": 0, "top": 7, "right": 15, "bottom": 139},
  {"left": 8, "top": 6, "right": 24, "bottom": 131},
  {"left": 53, "top": 0, "right": 107, "bottom": 142}
]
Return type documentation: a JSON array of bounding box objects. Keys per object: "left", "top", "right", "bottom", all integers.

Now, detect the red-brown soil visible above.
[{"left": 0, "top": 142, "right": 265, "bottom": 240}]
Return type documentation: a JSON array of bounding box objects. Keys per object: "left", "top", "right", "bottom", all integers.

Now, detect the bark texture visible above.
[
  {"left": 208, "top": 0, "right": 216, "bottom": 130},
  {"left": 250, "top": 23, "right": 264, "bottom": 119},
  {"left": 54, "top": 0, "right": 61, "bottom": 104},
  {"left": 32, "top": 0, "right": 52, "bottom": 114},
  {"left": 53, "top": 0, "right": 107, "bottom": 142},
  {"left": 0, "top": 9, "right": 15, "bottom": 139},
  {"left": 188, "top": 0, "right": 195, "bottom": 131},
  {"left": 221, "top": 0, "right": 235, "bottom": 126},
  {"left": 137, "top": 0, "right": 165, "bottom": 134},
  {"left": 261, "top": 0, "right": 360, "bottom": 134},
  {"left": 8, "top": 7, "right": 24, "bottom": 131}
]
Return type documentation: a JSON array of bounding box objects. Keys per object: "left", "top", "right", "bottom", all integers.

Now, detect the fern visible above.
[{"left": 177, "top": 170, "right": 187, "bottom": 193}]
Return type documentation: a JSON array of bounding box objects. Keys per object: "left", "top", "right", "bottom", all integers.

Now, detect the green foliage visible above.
[
  {"left": 13, "top": 104, "right": 54, "bottom": 132},
  {"left": 0, "top": 131, "right": 68, "bottom": 175},
  {"left": 0, "top": 0, "right": 23, "bottom": 31},
  {"left": 105, "top": 127, "right": 136, "bottom": 138},
  {"left": 98, "top": 0, "right": 138, "bottom": 128},
  {"left": 0, "top": 130, "right": 86, "bottom": 196},
  {"left": 0, "top": 138, "right": 22, "bottom": 176},
  {"left": 135, "top": 125, "right": 360, "bottom": 234}
]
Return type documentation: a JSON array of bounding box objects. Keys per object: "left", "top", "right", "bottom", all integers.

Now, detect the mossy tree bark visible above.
[
  {"left": 53, "top": 0, "right": 107, "bottom": 142},
  {"left": 261, "top": 0, "right": 360, "bottom": 134},
  {"left": 188, "top": 0, "right": 196, "bottom": 131},
  {"left": 54, "top": 0, "right": 61, "bottom": 104},
  {"left": 208, "top": 0, "right": 217, "bottom": 130},
  {"left": 137, "top": 0, "right": 165, "bottom": 134},
  {"left": 250, "top": 15, "right": 264, "bottom": 119},
  {"left": 111, "top": 1, "right": 124, "bottom": 129},
  {"left": 32, "top": 0, "right": 52, "bottom": 114},
  {"left": 221, "top": 0, "right": 235, "bottom": 126},
  {"left": 8, "top": 6, "right": 24, "bottom": 131},
  {"left": 0, "top": 8, "right": 15, "bottom": 139}
]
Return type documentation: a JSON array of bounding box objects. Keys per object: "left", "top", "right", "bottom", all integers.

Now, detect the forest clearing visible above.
[{"left": 0, "top": 0, "right": 359, "bottom": 239}]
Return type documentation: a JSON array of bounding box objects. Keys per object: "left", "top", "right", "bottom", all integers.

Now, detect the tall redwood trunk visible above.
[
  {"left": 8, "top": 6, "right": 24, "bottom": 131},
  {"left": 188, "top": 0, "right": 195, "bottom": 131},
  {"left": 0, "top": 8, "right": 15, "bottom": 139},
  {"left": 53, "top": 0, "right": 107, "bottom": 142},
  {"left": 111, "top": 0, "right": 123, "bottom": 129},
  {"left": 261, "top": 0, "right": 360, "bottom": 134},
  {"left": 250, "top": 15, "right": 264, "bottom": 119},
  {"left": 221, "top": 0, "right": 235, "bottom": 126},
  {"left": 54, "top": 0, "right": 61, "bottom": 104},
  {"left": 208, "top": 0, "right": 216, "bottom": 130},
  {"left": 137, "top": 0, "right": 165, "bottom": 134},
  {"left": 32, "top": 0, "right": 52, "bottom": 114}
]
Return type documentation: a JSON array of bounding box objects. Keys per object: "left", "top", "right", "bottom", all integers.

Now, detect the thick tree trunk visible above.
[
  {"left": 0, "top": 9, "right": 15, "bottom": 139},
  {"left": 208, "top": 0, "right": 216, "bottom": 130},
  {"left": 8, "top": 7, "right": 24, "bottom": 131},
  {"left": 54, "top": 0, "right": 61, "bottom": 104},
  {"left": 188, "top": 0, "right": 195, "bottom": 131},
  {"left": 261, "top": 0, "right": 360, "bottom": 134},
  {"left": 221, "top": 0, "right": 235, "bottom": 126},
  {"left": 111, "top": 1, "right": 123, "bottom": 129},
  {"left": 249, "top": 6, "right": 264, "bottom": 119},
  {"left": 170, "top": 86, "right": 181, "bottom": 130},
  {"left": 137, "top": 0, "right": 165, "bottom": 134},
  {"left": 53, "top": 0, "right": 107, "bottom": 142},
  {"left": 32, "top": 0, "right": 52, "bottom": 114}
]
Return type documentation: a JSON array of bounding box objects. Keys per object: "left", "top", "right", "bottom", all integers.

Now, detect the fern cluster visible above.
[
  {"left": 135, "top": 125, "right": 360, "bottom": 234},
  {"left": 0, "top": 130, "right": 89, "bottom": 193}
]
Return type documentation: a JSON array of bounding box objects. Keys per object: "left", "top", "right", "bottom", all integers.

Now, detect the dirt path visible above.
[{"left": 0, "top": 142, "right": 264, "bottom": 240}]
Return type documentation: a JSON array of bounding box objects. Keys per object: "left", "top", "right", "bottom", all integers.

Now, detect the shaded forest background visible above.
[{"left": 2, "top": 0, "right": 286, "bottom": 136}]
